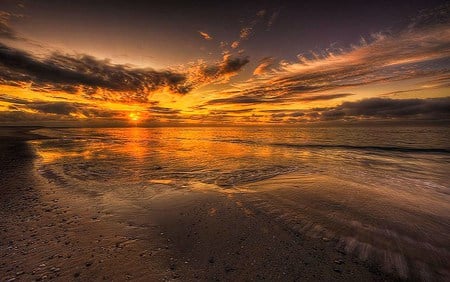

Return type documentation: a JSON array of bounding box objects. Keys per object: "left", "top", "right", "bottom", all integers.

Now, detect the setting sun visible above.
[{"left": 129, "top": 112, "right": 140, "bottom": 122}]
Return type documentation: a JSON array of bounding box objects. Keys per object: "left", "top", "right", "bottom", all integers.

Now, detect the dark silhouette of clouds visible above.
[
  {"left": 253, "top": 57, "right": 274, "bottom": 75},
  {"left": 26, "top": 102, "right": 78, "bottom": 115},
  {"left": 0, "top": 43, "right": 249, "bottom": 102},
  {"left": 258, "top": 97, "right": 450, "bottom": 123},
  {"left": 0, "top": 43, "right": 191, "bottom": 101},
  {"left": 222, "top": 5, "right": 450, "bottom": 106},
  {"left": 194, "top": 55, "right": 249, "bottom": 83},
  {"left": 320, "top": 97, "right": 450, "bottom": 120},
  {"left": 0, "top": 94, "right": 116, "bottom": 118},
  {"left": 0, "top": 11, "right": 19, "bottom": 40},
  {"left": 205, "top": 93, "right": 353, "bottom": 105},
  {"left": 148, "top": 106, "right": 180, "bottom": 114}
]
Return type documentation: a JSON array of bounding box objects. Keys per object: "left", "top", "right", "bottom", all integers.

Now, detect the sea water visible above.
[{"left": 30, "top": 126, "right": 450, "bottom": 279}]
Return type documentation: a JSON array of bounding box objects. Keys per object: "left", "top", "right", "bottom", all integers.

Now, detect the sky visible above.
[{"left": 0, "top": 0, "right": 449, "bottom": 126}]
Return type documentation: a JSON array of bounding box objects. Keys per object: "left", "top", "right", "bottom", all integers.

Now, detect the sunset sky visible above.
[{"left": 0, "top": 0, "right": 449, "bottom": 126}]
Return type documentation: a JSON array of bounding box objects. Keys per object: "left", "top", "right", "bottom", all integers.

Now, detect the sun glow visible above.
[{"left": 129, "top": 112, "right": 140, "bottom": 122}]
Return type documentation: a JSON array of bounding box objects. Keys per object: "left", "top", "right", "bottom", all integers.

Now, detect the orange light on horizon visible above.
[{"left": 129, "top": 112, "right": 140, "bottom": 122}]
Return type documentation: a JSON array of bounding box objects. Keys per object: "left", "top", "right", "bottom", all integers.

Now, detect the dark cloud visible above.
[
  {"left": 225, "top": 5, "right": 450, "bottom": 105},
  {"left": 208, "top": 108, "right": 254, "bottom": 115},
  {"left": 0, "top": 94, "right": 116, "bottom": 118},
  {"left": 267, "top": 10, "right": 280, "bottom": 29},
  {"left": 0, "top": 43, "right": 250, "bottom": 101},
  {"left": 0, "top": 93, "right": 28, "bottom": 104},
  {"left": 244, "top": 97, "right": 450, "bottom": 123},
  {"left": 202, "top": 55, "right": 249, "bottom": 79},
  {"left": 26, "top": 102, "right": 78, "bottom": 115},
  {"left": 0, "top": 11, "right": 19, "bottom": 40},
  {"left": 0, "top": 110, "right": 51, "bottom": 122},
  {"left": 205, "top": 93, "right": 353, "bottom": 106},
  {"left": 0, "top": 108, "right": 117, "bottom": 124},
  {"left": 297, "top": 93, "right": 354, "bottom": 102},
  {"left": 148, "top": 106, "right": 180, "bottom": 115},
  {"left": 320, "top": 97, "right": 450, "bottom": 120},
  {"left": 0, "top": 43, "right": 192, "bottom": 101},
  {"left": 408, "top": 2, "right": 450, "bottom": 29},
  {"left": 290, "top": 111, "right": 305, "bottom": 117},
  {"left": 253, "top": 57, "right": 274, "bottom": 75},
  {"left": 206, "top": 96, "right": 268, "bottom": 105},
  {"left": 271, "top": 112, "right": 286, "bottom": 118},
  {"left": 188, "top": 55, "right": 249, "bottom": 84},
  {"left": 229, "top": 8, "right": 270, "bottom": 50}
]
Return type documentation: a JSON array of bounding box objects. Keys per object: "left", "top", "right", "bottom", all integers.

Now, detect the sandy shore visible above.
[{"left": 0, "top": 128, "right": 398, "bottom": 281}]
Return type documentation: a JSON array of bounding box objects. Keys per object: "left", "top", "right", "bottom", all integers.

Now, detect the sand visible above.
[{"left": 0, "top": 127, "right": 398, "bottom": 281}]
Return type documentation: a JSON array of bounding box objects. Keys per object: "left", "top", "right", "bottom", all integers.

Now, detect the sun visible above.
[{"left": 129, "top": 112, "right": 140, "bottom": 122}]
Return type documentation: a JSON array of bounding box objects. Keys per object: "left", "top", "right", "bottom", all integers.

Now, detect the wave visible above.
[
  {"left": 212, "top": 138, "right": 450, "bottom": 154},
  {"left": 206, "top": 166, "right": 299, "bottom": 187},
  {"left": 270, "top": 143, "right": 450, "bottom": 154}
]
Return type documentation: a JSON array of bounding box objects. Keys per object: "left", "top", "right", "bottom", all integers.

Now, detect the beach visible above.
[
  {"left": 1, "top": 126, "right": 449, "bottom": 281},
  {"left": 1, "top": 1, "right": 449, "bottom": 281}
]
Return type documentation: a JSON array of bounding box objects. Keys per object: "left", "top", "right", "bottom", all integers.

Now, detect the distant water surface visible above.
[{"left": 31, "top": 126, "right": 450, "bottom": 280}]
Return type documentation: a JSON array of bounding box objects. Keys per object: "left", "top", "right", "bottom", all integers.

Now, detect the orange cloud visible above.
[
  {"left": 231, "top": 41, "right": 240, "bottom": 49},
  {"left": 253, "top": 57, "right": 274, "bottom": 75},
  {"left": 198, "top": 31, "right": 213, "bottom": 40},
  {"left": 0, "top": 42, "right": 250, "bottom": 104},
  {"left": 186, "top": 54, "right": 250, "bottom": 85},
  {"left": 239, "top": 27, "right": 252, "bottom": 39},
  {"left": 221, "top": 20, "right": 450, "bottom": 108}
]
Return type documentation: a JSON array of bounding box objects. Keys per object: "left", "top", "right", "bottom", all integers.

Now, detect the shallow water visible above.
[{"left": 31, "top": 126, "right": 450, "bottom": 279}]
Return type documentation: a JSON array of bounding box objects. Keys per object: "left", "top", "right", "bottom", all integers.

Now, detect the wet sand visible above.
[{"left": 1, "top": 127, "right": 404, "bottom": 281}]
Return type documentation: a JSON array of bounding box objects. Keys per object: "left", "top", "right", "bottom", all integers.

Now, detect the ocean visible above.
[{"left": 30, "top": 126, "right": 450, "bottom": 279}]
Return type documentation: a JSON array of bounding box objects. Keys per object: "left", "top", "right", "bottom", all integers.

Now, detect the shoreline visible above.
[
  {"left": 0, "top": 128, "right": 407, "bottom": 281},
  {"left": 1, "top": 129, "right": 174, "bottom": 281},
  {"left": 0, "top": 126, "right": 52, "bottom": 142}
]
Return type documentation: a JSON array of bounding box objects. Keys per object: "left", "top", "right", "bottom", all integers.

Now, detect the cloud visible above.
[
  {"left": 239, "top": 27, "right": 252, "bottom": 39},
  {"left": 0, "top": 11, "right": 19, "bottom": 40},
  {"left": 0, "top": 93, "right": 28, "bottom": 104},
  {"left": 231, "top": 41, "right": 240, "bottom": 49},
  {"left": 0, "top": 110, "right": 55, "bottom": 122},
  {"left": 299, "top": 93, "right": 354, "bottom": 102},
  {"left": 319, "top": 97, "right": 450, "bottom": 121},
  {"left": 256, "top": 10, "right": 266, "bottom": 17},
  {"left": 0, "top": 108, "right": 118, "bottom": 124},
  {"left": 214, "top": 5, "right": 450, "bottom": 106},
  {"left": 0, "top": 94, "right": 117, "bottom": 119},
  {"left": 148, "top": 106, "right": 180, "bottom": 115},
  {"left": 214, "top": 55, "right": 249, "bottom": 76},
  {"left": 25, "top": 102, "right": 79, "bottom": 115},
  {"left": 205, "top": 93, "right": 353, "bottom": 106},
  {"left": 253, "top": 57, "right": 274, "bottom": 75},
  {"left": 198, "top": 31, "right": 212, "bottom": 40},
  {"left": 209, "top": 108, "right": 254, "bottom": 115},
  {"left": 205, "top": 96, "right": 265, "bottom": 105},
  {"left": 230, "top": 8, "right": 268, "bottom": 50},
  {"left": 253, "top": 97, "right": 450, "bottom": 123},
  {"left": 186, "top": 54, "right": 249, "bottom": 84},
  {"left": 202, "top": 96, "right": 449, "bottom": 123},
  {"left": 267, "top": 10, "right": 280, "bottom": 29},
  {"left": 0, "top": 43, "right": 249, "bottom": 102},
  {"left": 0, "top": 43, "right": 191, "bottom": 101},
  {"left": 408, "top": 3, "right": 450, "bottom": 30}
]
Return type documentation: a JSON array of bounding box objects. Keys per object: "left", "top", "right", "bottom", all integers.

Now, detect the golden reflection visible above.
[
  {"left": 33, "top": 127, "right": 306, "bottom": 172},
  {"left": 149, "top": 179, "right": 172, "bottom": 184},
  {"left": 35, "top": 149, "right": 93, "bottom": 163},
  {"left": 122, "top": 127, "right": 147, "bottom": 160}
]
